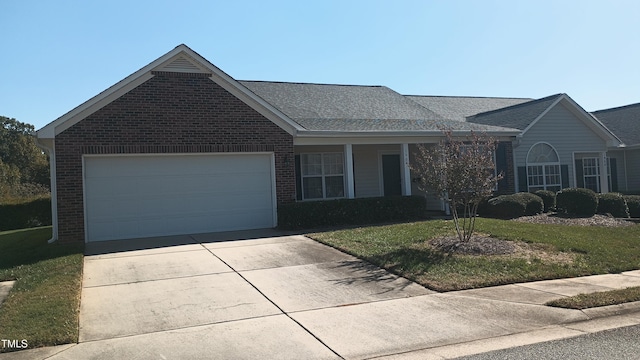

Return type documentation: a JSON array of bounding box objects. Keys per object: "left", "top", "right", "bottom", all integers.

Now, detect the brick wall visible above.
[{"left": 55, "top": 71, "right": 295, "bottom": 242}]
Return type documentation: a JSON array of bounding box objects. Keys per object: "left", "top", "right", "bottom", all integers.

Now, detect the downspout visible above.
[{"left": 35, "top": 138, "right": 58, "bottom": 244}]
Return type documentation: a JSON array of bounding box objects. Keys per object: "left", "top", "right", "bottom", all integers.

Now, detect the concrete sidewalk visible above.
[{"left": 2, "top": 233, "right": 640, "bottom": 359}]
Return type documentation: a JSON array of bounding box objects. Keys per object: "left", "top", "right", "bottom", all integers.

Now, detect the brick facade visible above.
[{"left": 55, "top": 71, "right": 295, "bottom": 242}]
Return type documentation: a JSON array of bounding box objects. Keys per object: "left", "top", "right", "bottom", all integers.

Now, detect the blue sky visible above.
[{"left": 2, "top": 0, "right": 639, "bottom": 130}]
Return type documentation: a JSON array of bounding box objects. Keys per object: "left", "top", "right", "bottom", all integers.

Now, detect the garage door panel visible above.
[{"left": 84, "top": 154, "right": 276, "bottom": 242}]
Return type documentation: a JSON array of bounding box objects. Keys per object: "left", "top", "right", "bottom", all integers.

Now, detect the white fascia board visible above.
[{"left": 293, "top": 129, "right": 519, "bottom": 145}]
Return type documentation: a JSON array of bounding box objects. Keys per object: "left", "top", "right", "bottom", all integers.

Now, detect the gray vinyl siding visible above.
[
  {"left": 352, "top": 144, "right": 399, "bottom": 197},
  {"left": 515, "top": 103, "right": 607, "bottom": 190}
]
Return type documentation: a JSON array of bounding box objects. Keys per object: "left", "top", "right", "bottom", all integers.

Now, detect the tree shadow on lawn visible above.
[{"left": 362, "top": 247, "right": 449, "bottom": 281}]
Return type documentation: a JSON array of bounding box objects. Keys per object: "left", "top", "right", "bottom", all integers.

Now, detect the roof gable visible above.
[
  {"left": 37, "top": 44, "right": 302, "bottom": 138},
  {"left": 592, "top": 103, "right": 640, "bottom": 146},
  {"left": 468, "top": 94, "right": 621, "bottom": 146}
]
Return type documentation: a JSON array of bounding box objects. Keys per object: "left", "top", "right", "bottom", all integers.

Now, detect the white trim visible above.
[
  {"left": 344, "top": 144, "right": 355, "bottom": 199},
  {"left": 525, "top": 142, "right": 561, "bottom": 192},
  {"left": 520, "top": 96, "right": 564, "bottom": 136},
  {"left": 81, "top": 151, "right": 277, "bottom": 243},
  {"left": 34, "top": 138, "right": 58, "bottom": 243},
  {"left": 401, "top": 143, "right": 411, "bottom": 196}
]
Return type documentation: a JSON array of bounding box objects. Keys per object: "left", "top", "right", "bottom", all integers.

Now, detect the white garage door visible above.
[{"left": 84, "top": 153, "right": 276, "bottom": 242}]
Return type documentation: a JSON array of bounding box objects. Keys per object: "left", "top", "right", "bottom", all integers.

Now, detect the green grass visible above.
[
  {"left": 0, "top": 227, "right": 84, "bottom": 352},
  {"left": 546, "top": 286, "right": 640, "bottom": 309},
  {"left": 309, "top": 218, "right": 640, "bottom": 292}
]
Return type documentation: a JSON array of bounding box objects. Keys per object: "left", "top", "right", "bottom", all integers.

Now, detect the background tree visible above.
[
  {"left": 411, "top": 130, "right": 502, "bottom": 243},
  {"left": 0, "top": 116, "right": 50, "bottom": 201}
]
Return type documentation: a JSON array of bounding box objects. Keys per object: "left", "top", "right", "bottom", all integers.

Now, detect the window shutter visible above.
[
  {"left": 295, "top": 155, "right": 302, "bottom": 201},
  {"left": 495, "top": 142, "right": 508, "bottom": 192},
  {"left": 517, "top": 166, "right": 527, "bottom": 192},
  {"left": 610, "top": 158, "right": 618, "bottom": 192},
  {"left": 575, "top": 159, "right": 584, "bottom": 188},
  {"left": 561, "top": 165, "right": 569, "bottom": 189}
]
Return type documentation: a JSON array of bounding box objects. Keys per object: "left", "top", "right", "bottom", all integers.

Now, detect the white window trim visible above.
[
  {"left": 582, "top": 157, "right": 601, "bottom": 192},
  {"left": 300, "top": 152, "right": 345, "bottom": 200},
  {"left": 526, "top": 142, "right": 561, "bottom": 192}
]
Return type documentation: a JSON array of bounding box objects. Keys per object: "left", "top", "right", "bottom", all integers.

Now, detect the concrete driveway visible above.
[{"left": 21, "top": 230, "right": 601, "bottom": 359}]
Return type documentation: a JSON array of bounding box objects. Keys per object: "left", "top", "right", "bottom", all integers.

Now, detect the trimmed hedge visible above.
[
  {"left": 533, "top": 190, "right": 556, "bottom": 213},
  {"left": 597, "top": 193, "right": 629, "bottom": 218},
  {"left": 277, "top": 195, "right": 426, "bottom": 230},
  {"left": 556, "top": 188, "right": 598, "bottom": 216},
  {"left": 0, "top": 197, "right": 52, "bottom": 231},
  {"left": 482, "top": 192, "right": 543, "bottom": 219},
  {"left": 624, "top": 195, "right": 640, "bottom": 218}
]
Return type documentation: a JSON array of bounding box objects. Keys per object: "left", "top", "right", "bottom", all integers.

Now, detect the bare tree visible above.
[{"left": 412, "top": 131, "right": 503, "bottom": 243}]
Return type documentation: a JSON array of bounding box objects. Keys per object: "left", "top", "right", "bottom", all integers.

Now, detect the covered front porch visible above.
[{"left": 294, "top": 141, "right": 441, "bottom": 212}]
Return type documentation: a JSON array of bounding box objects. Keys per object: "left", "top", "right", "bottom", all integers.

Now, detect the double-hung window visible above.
[
  {"left": 300, "top": 153, "right": 344, "bottom": 200},
  {"left": 582, "top": 157, "right": 600, "bottom": 192},
  {"left": 526, "top": 143, "right": 561, "bottom": 192}
]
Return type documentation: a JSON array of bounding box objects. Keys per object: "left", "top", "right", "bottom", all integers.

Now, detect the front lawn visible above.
[
  {"left": 0, "top": 227, "right": 84, "bottom": 352},
  {"left": 309, "top": 218, "right": 640, "bottom": 291}
]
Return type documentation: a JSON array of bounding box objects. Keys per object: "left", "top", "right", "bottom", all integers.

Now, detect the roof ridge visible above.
[
  {"left": 405, "top": 94, "right": 533, "bottom": 100},
  {"left": 471, "top": 93, "right": 564, "bottom": 118},
  {"left": 592, "top": 102, "right": 640, "bottom": 114},
  {"left": 239, "top": 80, "right": 384, "bottom": 88}
]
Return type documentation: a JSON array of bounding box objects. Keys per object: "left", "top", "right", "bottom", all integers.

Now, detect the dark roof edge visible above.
[
  {"left": 592, "top": 102, "right": 640, "bottom": 114},
  {"left": 470, "top": 93, "right": 565, "bottom": 118}
]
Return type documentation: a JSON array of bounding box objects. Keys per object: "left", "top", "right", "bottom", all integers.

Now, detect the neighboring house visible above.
[
  {"left": 418, "top": 94, "right": 623, "bottom": 194},
  {"left": 36, "top": 44, "right": 519, "bottom": 243},
  {"left": 592, "top": 103, "right": 640, "bottom": 193}
]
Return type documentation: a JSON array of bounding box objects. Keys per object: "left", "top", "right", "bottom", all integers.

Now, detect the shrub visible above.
[
  {"left": 0, "top": 196, "right": 52, "bottom": 231},
  {"left": 533, "top": 190, "right": 556, "bottom": 212},
  {"left": 277, "top": 195, "right": 426, "bottom": 230},
  {"left": 624, "top": 195, "right": 640, "bottom": 218},
  {"left": 597, "top": 193, "right": 629, "bottom": 218},
  {"left": 482, "top": 192, "right": 542, "bottom": 219},
  {"left": 556, "top": 188, "right": 598, "bottom": 216}
]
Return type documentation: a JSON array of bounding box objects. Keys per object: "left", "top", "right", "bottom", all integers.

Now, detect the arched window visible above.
[{"left": 526, "top": 143, "right": 561, "bottom": 192}]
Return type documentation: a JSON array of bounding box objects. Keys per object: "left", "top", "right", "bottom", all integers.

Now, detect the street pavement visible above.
[{"left": 1, "top": 230, "right": 640, "bottom": 359}]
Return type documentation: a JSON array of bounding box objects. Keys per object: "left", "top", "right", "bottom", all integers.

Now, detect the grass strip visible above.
[
  {"left": 546, "top": 286, "right": 640, "bottom": 309},
  {"left": 0, "top": 227, "right": 84, "bottom": 352}
]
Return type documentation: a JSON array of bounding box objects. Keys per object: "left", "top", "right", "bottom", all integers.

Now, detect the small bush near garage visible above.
[
  {"left": 533, "top": 190, "right": 556, "bottom": 213},
  {"left": 556, "top": 188, "right": 598, "bottom": 217},
  {"left": 278, "top": 195, "right": 426, "bottom": 229},
  {"left": 482, "top": 193, "right": 543, "bottom": 219},
  {"left": 623, "top": 195, "right": 640, "bottom": 218},
  {"left": 0, "top": 197, "right": 51, "bottom": 231},
  {"left": 597, "top": 193, "right": 629, "bottom": 218}
]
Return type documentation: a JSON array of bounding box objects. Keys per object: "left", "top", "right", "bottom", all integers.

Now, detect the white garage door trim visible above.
[{"left": 82, "top": 152, "right": 277, "bottom": 242}]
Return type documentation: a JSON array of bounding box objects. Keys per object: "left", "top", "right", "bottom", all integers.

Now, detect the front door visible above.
[{"left": 382, "top": 154, "right": 402, "bottom": 196}]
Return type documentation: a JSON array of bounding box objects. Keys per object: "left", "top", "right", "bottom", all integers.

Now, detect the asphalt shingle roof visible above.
[
  {"left": 240, "top": 81, "right": 518, "bottom": 133},
  {"left": 406, "top": 95, "right": 532, "bottom": 122},
  {"left": 466, "top": 94, "right": 564, "bottom": 130},
  {"left": 592, "top": 103, "right": 640, "bottom": 146}
]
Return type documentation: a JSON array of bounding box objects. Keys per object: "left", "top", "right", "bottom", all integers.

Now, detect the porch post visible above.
[
  {"left": 600, "top": 152, "right": 609, "bottom": 193},
  {"left": 344, "top": 144, "right": 355, "bottom": 198},
  {"left": 400, "top": 143, "right": 411, "bottom": 196}
]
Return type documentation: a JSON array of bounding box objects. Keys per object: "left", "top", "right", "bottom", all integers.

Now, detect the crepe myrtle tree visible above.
[{"left": 412, "top": 130, "right": 503, "bottom": 243}]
